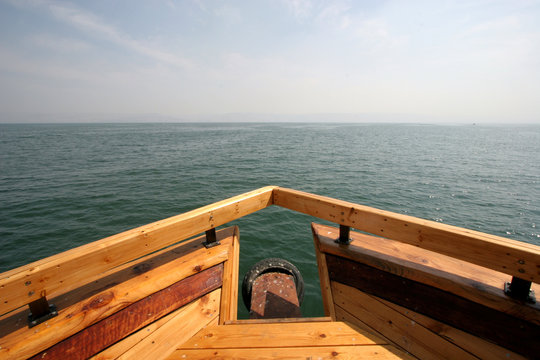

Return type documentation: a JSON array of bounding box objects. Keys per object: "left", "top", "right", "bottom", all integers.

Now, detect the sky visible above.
[{"left": 0, "top": 0, "right": 539, "bottom": 123}]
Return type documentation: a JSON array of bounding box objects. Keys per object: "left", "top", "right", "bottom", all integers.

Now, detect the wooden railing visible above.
[
  {"left": 1, "top": 186, "right": 539, "bottom": 316},
  {"left": 273, "top": 188, "right": 540, "bottom": 283}
]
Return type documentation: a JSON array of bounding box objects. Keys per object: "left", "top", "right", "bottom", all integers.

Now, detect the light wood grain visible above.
[
  {"left": 169, "top": 345, "right": 408, "bottom": 359},
  {"left": 312, "top": 224, "right": 337, "bottom": 320},
  {"left": 379, "top": 297, "right": 527, "bottom": 360},
  {"left": 90, "top": 306, "right": 178, "bottom": 360},
  {"left": 275, "top": 187, "right": 540, "bottom": 282},
  {"left": 219, "top": 226, "right": 240, "bottom": 324},
  {"left": 0, "top": 232, "right": 230, "bottom": 360},
  {"left": 179, "top": 321, "right": 385, "bottom": 349},
  {"left": 0, "top": 186, "right": 275, "bottom": 316},
  {"left": 117, "top": 289, "right": 221, "bottom": 360},
  {"left": 327, "top": 254, "right": 539, "bottom": 357},
  {"left": 332, "top": 281, "right": 477, "bottom": 360},
  {"left": 313, "top": 223, "right": 540, "bottom": 324}
]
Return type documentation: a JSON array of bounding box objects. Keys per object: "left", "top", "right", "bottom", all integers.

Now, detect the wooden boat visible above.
[{"left": 1, "top": 186, "right": 538, "bottom": 359}]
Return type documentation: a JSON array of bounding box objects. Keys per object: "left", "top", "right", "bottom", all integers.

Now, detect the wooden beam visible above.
[
  {"left": 274, "top": 187, "right": 540, "bottom": 282},
  {"left": 378, "top": 295, "right": 528, "bottom": 360},
  {"left": 327, "top": 254, "right": 540, "bottom": 358},
  {"left": 169, "top": 345, "right": 408, "bottom": 359},
  {"left": 90, "top": 303, "right": 180, "bottom": 360},
  {"left": 116, "top": 289, "right": 221, "bottom": 360},
  {"left": 219, "top": 226, "right": 240, "bottom": 324},
  {"left": 30, "top": 265, "right": 223, "bottom": 360},
  {"left": 179, "top": 321, "right": 386, "bottom": 350},
  {"left": 313, "top": 223, "right": 540, "bottom": 324},
  {"left": 0, "top": 186, "right": 274, "bottom": 316},
  {"left": 333, "top": 282, "right": 478, "bottom": 360},
  {"left": 312, "top": 224, "right": 336, "bottom": 320},
  {"left": 0, "top": 231, "right": 232, "bottom": 360}
]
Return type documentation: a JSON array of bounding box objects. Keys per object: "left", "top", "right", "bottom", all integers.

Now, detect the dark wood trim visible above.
[
  {"left": 326, "top": 254, "right": 540, "bottom": 358},
  {"left": 31, "top": 264, "right": 223, "bottom": 360}
]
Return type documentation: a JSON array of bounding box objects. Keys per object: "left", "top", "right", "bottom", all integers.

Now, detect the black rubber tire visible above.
[{"left": 241, "top": 258, "right": 304, "bottom": 311}]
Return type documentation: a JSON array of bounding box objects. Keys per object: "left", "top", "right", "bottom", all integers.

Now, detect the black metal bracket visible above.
[
  {"left": 28, "top": 296, "right": 58, "bottom": 328},
  {"left": 203, "top": 228, "right": 220, "bottom": 248},
  {"left": 335, "top": 225, "right": 352, "bottom": 245},
  {"left": 504, "top": 276, "right": 536, "bottom": 303}
]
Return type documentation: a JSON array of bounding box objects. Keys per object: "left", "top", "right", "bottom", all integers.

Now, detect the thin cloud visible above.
[
  {"left": 467, "top": 15, "right": 520, "bottom": 34},
  {"left": 283, "top": 0, "right": 314, "bottom": 20},
  {"left": 0, "top": 45, "right": 97, "bottom": 81},
  {"left": 29, "top": 33, "right": 93, "bottom": 53},
  {"left": 7, "top": 0, "right": 193, "bottom": 69}
]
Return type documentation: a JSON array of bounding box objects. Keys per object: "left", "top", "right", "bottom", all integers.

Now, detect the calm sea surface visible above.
[{"left": 1, "top": 123, "right": 539, "bottom": 317}]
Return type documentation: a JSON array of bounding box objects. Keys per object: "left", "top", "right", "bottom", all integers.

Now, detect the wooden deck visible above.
[
  {"left": 312, "top": 223, "right": 538, "bottom": 359},
  {"left": 1, "top": 186, "right": 539, "bottom": 359},
  {"left": 171, "top": 320, "right": 412, "bottom": 359}
]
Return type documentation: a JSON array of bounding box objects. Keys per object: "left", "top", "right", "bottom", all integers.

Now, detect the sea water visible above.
[{"left": 1, "top": 122, "right": 539, "bottom": 317}]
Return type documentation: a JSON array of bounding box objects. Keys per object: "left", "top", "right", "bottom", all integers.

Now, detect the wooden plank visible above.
[
  {"left": 0, "top": 186, "right": 275, "bottom": 316},
  {"left": 274, "top": 187, "right": 540, "bottom": 282},
  {"left": 312, "top": 224, "right": 337, "bottom": 320},
  {"left": 91, "top": 292, "right": 221, "bottom": 360},
  {"left": 116, "top": 289, "right": 221, "bottom": 360},
  {"left": 333, "top": 281, "right": 478, "bottom": 360},
  {"left": 91, "top": 295, "right": 221, "bottom": 360},
  {"left": 327, "top": 255, "right": 540, "bottom": 357},
  {"left": 379, "top": 297, "right": 528, "bottom": 360},
  {"left": 0, "top": 227, "right": 236, "bottom": 330},
  {"left": 219, "top": 226, "right": 239, "bottom": 324},
  {"left": 29, "top": 265, "right": 223, "bottom": 360},
  {"left": 179, "top": 321, "right": 386, "bottom": 349},
  {"left": 313, "top": 223, "right": 540, "bottom": 324},
  {"left": 223, "top": 316, "right": 333, "bottom": 325},
  {"left": 0, "top": 234, "right": 230, "bottom": 360},
  {"left": 169, "top": 345, "right": 407, "bottom": 359},
  {"left": 334, "top": 305, "right": 402, "bottom": 351},
  {"left": 90, "top": 305, "right": 178, "bottom": 360}
]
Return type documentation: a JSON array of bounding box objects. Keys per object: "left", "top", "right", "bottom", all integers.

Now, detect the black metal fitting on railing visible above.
[
  {"left": 28, "top": 296, "right": 58, "bottom": 328},
  {"left": 203, "top": 228, "right": 220, "bottom": 248},
  {"left": 335, "top": 225, "right": 352, "bottom": 245},
  {"left": 504, "top": 276, "right": 536, "bottom": 303}
]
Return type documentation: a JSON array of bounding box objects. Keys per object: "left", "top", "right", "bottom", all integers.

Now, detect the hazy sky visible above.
[{"left": 1, "top": 0, "right": 539, "bottom": 123}]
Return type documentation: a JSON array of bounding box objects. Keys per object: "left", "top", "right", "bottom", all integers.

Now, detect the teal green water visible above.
[{"left": 1, "top": 123, "right": 539, "bottom": 317}]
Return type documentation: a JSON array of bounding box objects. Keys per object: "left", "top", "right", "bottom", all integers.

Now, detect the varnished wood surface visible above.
[
  {"left": 169, "top": 345, "right": 408, "bottom": 359},
  {"left": 334, "top": 282, "right": 477, "bottom": 360},
  {"left": 378, "top": 294, "right": 527, "bottom": 360},
  {"left": 0, "top": 229, "right": 233, "bottom": 360},
  {"left": 90, "top": 303, "right": 179, "bottom": 360},
  {"left": 173, "top": 321, "right": 411, "bottom": 360},
  {"left": 1, "top": 186, "right": 539, "bottom": 359},
  {"left": 334, "top": 284, "right": 526, "bottom": 360},
  {"left": 3, "top": 185, "right": 538, "bottom": 317},
  {"left": 179, "top": 321, "right": 386, "bottom": 349},
  {"left": 219, "top": 226, "right": 240, "bottom": 324},
  {"left": 115, "top": 289, "right": 221, "bottom": 360},
  {"left": 312, "top": 223, "right": 540, "bottom": 324},
  {"left": 0, "top": 186, "right": 274, "bottom": 316},
  {"left": 276, "top": 187, "right": 540, "bottom": 282},
  {"left": 29, "top": 264, "right": 223, "bottom": 360},
  {"left": 327, "top": 254, "right": 540, "bottom": 357},
  {"left": 312, "top": 224, "right": 337, "bottom": 320}
]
